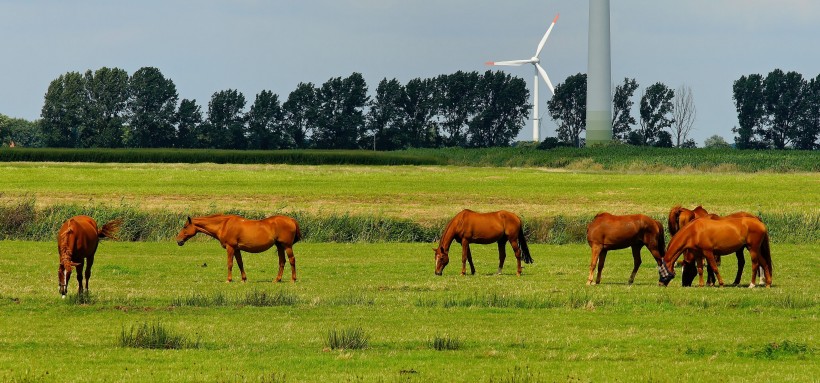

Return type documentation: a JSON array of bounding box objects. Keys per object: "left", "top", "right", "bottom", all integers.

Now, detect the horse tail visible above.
[
  {"left": 98, "top": 218, "right": 123, "bottom": 240},
  {"left": 517, "top": 225, "right": 533, "bottom": 264},
  {"left": 293, "top": 219, "right": 302, "bottom": 244},
  {"left": 668, "top": 205, "right": 682, "bottom": 236},
  {"left": 761, "top": 231, "right": 772, "bottom": 277}
]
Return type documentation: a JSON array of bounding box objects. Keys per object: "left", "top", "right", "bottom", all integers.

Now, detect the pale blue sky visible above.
[{"left": 1, "top": 1, "right": 818, "bottom": 145}]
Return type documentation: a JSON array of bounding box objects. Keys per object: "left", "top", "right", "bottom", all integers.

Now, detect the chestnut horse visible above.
[
  {"left": 57, "top": 215, "right": 122, "bottom": 297},
  {"left": 658, "top": 217, "right": 772, "bottom": 288},
  {"left": 586, "top": 213, "right": 665, "bottom": 285},
  {"left": 176, "top": 214, "right": 301, "bottom": 282},
  {"left": 433, "top": 210, "right": 532, "bottom": 276},
  {"left": 668, "top": 205, "right": 757, "bottom": 286}
]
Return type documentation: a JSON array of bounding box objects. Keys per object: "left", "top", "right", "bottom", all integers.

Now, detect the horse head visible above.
[
  {"left": 176, "top": 217, "right": 197, "bottom": 246},
  {"left": 657, "top": 262, "right": 675, "bottom": 286},
  {"left": 433, "top": 246, "right": 449, "bottom": 276}
]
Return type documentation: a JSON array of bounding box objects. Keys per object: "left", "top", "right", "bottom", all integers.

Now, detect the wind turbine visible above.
[{"left": 486, "top": 13, "right": 559, "bottom": 142}]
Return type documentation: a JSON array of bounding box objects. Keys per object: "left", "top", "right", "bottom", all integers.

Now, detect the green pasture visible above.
[
  {"left": 0, "top": 241, "right": 816, "bottom": 382},
  {"left": 1, "top": 162, "right": 817, "bottom": 221}
]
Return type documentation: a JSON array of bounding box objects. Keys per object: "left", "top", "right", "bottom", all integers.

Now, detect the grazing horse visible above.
[
  {"left": 433, "top": 210, "right": 532, "bottom": 276},
  {"left": 176, "top": 214, "right": 301, "bottom": 282},
  {"left": 57, "top": 216, "right": 122, "bottom": 297},
  {"left": 668, "top": 205, "right": 758, "bottom": 286},
  {"left": 658, "top": 217, "right": 772, "bottom": 288},
  {"left": 586, "top": 213, "right": 665, "bottom": 285}
]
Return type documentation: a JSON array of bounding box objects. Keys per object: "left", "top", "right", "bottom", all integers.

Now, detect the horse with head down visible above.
[
  {"left": 433, "top": 209, "right": 532, "bottom": 276},
  {"left": 659, "top": 216, "right": 772, "bottom": 288},
  {"left": 57, "top": 216, "right": 122, "bottom": 297},
  {"left": 586, "top": 213, "right": 665, "bottom": 285}
]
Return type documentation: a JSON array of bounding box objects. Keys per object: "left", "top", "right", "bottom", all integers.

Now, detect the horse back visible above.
[{"left": 587, "top": 213, "right": 658, "bottom": 249}]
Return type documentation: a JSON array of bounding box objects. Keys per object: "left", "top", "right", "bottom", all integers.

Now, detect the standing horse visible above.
[
  {"left": 668, "top": 205, "right": 757, "bottom": 286},
  {"left": 658, "top": 217, "right": 772, "bottom": 288},
  {"left": 57, "top": 216, "right": 122, "bottom": 297},
  {"left": 586, "top": 213, "right": 665, "bottom": 285},
  {"left": 433, "top": 210, "right": 532, "bottom": 276},
  {"left": 176, "top": 214, "right": 301, "bottom": 282}
]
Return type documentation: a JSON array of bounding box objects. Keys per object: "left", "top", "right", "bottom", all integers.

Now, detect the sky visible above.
[{"left": 2, "top": 0, "right": 819, "bottom": 145}]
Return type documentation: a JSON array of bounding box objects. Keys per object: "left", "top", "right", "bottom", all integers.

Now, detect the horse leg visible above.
[
  {"left": 748, "top": 246, "right": 770, "bottom": 288},
  {"left": 234, "top": 250, "right": 247, "bottom": 282},
  {"left": 702, "top": 250, "right": 724, "bottom": 287},
  {"left": 628, "top": 245, "right": 642, "bottom": 284},
  {"left": 497, "top": 241, "right": 507, "bottom": 275},
  {"left": 460, "top": 240, "right": 469, "bottom": 276},
  {"left": 286, "top": 246, "right": 297, "bottom": 282},
  {"left": 275, "top": 245, "right": 286, "bottom": 282},
  {"left": 225, "top": 246, "right": 236, "bottom": 283},
  {"left": 75, "top": 261, "right": 85, "bottom": 294},
  {"left": 509, "top": 238, "right": 523, "bottom": 276},
  {"left": 587, "top": 244, "right": 602, "bottom": 285},
  {"left": 466, "top": 242, "right": 475, "bottom": 275},
  {"left": 84, "top": 256, "right": 94, "bottom": 292},
  {"left": 733, "top": 250, "right": 745, "bottom": 286},
  {"left": 697, "top": 255, "right": 706, "bottom": 287},
  {"left": 595, "top": 250, "right": 608, "bottom": 285}
]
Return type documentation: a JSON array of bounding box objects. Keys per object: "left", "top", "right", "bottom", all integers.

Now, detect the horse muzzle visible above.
[{"left": 177, "top": 240, "right": 185, "bottom": 246}]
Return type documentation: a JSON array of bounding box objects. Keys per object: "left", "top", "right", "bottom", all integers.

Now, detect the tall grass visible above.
[
  {"left": 2, "top": 198, "right": 816, "bottom": 244},
  {"left": 429, "top": 334, "right": 463, "bottom": 351},
  {"left": 119, "top": 322, "right": 200, "bottom": 349},
  {"left": 324, "top": 327, "right": 369, "bottom": 350}
]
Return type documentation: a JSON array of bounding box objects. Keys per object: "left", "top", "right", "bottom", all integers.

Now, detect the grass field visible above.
[
  {"left": 1, "top": 162, "right": 817, "bottom": 221},
  {"left": 0, "top": 241, "right": 817, "bottom": 382},
  {"left": 0, "top": 160, "right": 818, "bottom": 382}
]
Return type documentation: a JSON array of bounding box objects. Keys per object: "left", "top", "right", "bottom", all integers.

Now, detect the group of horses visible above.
[
  {"left": 586, "top": 205, "right": 773, "bottom": 288},
  {"left": 55, "top": 205, "right": 773, "bottom": 297}
]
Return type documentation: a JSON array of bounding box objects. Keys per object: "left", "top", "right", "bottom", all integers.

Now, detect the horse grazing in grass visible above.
[
  {"left": 586, "top": 213, "right": 665, "bottom": 285},
  {"left": 433, "top": 210, "right": 532, "bottom": 276},
  {"left": 668, "top": 205, "right": 759, "bottom": 286},
  {"left": 57, "top": 216, "right": 122, "bottom": 297},
  {"left": 176, "top": 214, "right": 301, "bottom": 282},
  {"left": 658, "top": 217, "right": 772, "bottom": 288}
]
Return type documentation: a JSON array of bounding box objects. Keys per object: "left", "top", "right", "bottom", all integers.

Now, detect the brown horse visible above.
[
  {"left": 659, "top": 217, "right": 772, "bottom": 288},
  {"left": 176, "top": 214, "right": 301, "bottom": 282},
  {"left": 433, "top": 210, "right": 532, "bottom": 276},
  {"left": 586, "top": 213, "right": 665, "bottom": 285},
  {"left": 57, "top": 215, "right": 121, "bottom": 297},
  {"left": 669, "top": 205, "right": 758, "bottom": 286}
]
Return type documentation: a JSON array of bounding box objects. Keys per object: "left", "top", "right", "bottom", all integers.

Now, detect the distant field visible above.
[
  {"left": 0, "top": 241, "right": 817, "bottom": 382},
  {"left": 1, "top": 162, "right": 817, "bottom": 221}
]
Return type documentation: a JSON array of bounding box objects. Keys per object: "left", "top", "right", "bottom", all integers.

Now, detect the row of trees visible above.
[
  {"left": 547, "top": 73, "right": 697, "bottom": 148},
  {"left": 29, "top": 67, "right": 530, "bottom": 150},
  {"left": 732, "top": 69, "right": 820, "bottom": 149}
]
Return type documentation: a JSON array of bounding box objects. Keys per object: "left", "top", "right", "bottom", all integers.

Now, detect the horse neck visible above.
[
  {"left": 193, "top": 216, "right": 231, "bottom": 239},
  {"left": 58, "top": 229, "right": 73, "bottom": 263},
  {"left": 438, "top": 217, "right": 459, "bottom": 251},
  {"left": 663, "top": 229, "right": 689, "bottom": 267}
]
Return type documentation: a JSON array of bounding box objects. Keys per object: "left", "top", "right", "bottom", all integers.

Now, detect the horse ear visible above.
[{"left": 187, "top": 216, "right": 192, "bottom": 224}]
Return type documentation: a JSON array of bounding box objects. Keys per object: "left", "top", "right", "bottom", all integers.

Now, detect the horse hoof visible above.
[{"left": 748, "top": 283, "right": 755, "bottom": 288}]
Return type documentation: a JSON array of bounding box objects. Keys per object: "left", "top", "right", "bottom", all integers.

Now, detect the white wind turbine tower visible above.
[{"left": 486, "top": 14, "right": 559, "bottom": 142}]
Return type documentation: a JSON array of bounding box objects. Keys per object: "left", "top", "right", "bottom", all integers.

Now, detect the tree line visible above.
[{"left": 3, "top": 67, "right": 530, "bottom": 150}]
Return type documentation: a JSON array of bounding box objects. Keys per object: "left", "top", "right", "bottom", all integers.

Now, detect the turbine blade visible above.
[
  {"left": 535, "top": 63, "right": 555, "bottom": 94},
  {"left": 487, "top": 59, "right": 533, "bottom": 66},
  {"left": 535, "top": 13, "right": 559, "bottom": 57}
]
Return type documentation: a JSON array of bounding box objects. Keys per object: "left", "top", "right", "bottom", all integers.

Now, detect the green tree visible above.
[
  {"left": 205, "top": 89, "right": 247, "bottom": 149},
  {"left": 313, "top": 73, "right": 369, "bottom": 149},
  {"left": 468, "top": 71, "right": 530, "bottom": 148},
  {"left": 611, "top": 77, "right": 638, "bottom": 142},
  {"left": 365, "top": 78, "right": 405, "bottom": 150},
  {"left": 704, "top": 134, "right": 731, "bottom": 149},
  {"left": 283, "top": 82, "right": 319, "bottom": 149},
  {"left": 83, "top": 67, "right": 129, "bottom": 147},
  {"left": 1, "top": 114, "right": 43, "bottom": 147},
  {"left": 127, "top": 67, "right": 178, "bottom": 148},
  {"left": 40, "top": 72, "right": 87, "bottom": 147},
  {"left": 731, "top": 74, "right": 766, "bottom": 149},
  {"left": 638, "top": 82, "right": 675, "bottom": 146},
  {"left": 796, "top": 74, "right": 820, "bottom": 150},
  {"left": 399, "top": 77, "right": 439, "bottom": 148},
  {"left": 437, "top": 71, "right": 479, "bottom": 147},
  {"left": 547, "top": 73, "right": 586, "bottom": 147},
  {"left": 175, "top": 99, "right": 203, "bottom": 148},
  {"left": 246, "top": 90, "right": 285, "bottom": 149},
  {"left": 762, "top": 69, "right": 805, "bottom": 149}
]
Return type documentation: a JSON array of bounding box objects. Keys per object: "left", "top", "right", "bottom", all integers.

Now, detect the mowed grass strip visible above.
[
  {"left": 0, "top": 241, "right": 816, "bottom": 382},
  {"left": 1, "top": 162, "right": 817, "bottom": 221}
]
